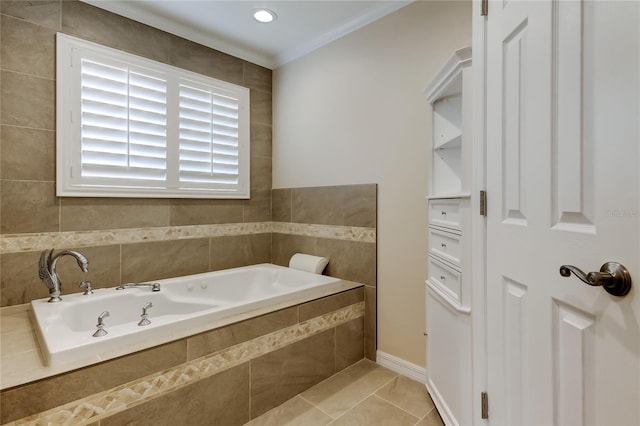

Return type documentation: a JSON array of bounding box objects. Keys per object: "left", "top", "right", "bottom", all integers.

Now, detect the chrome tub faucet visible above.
[{"left": 39, "top": 249, "right": 89, "bottom": 303}]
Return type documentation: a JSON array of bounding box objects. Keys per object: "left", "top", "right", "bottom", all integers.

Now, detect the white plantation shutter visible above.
[
  {"left": 57, "top": 34, "right": 250, "bottom": 198},
  {"left": 80, "top": 60, "right": 168, "bottom": 183},
  {"left": 179, "top": 83, "right": 240, "bottom": 188}
]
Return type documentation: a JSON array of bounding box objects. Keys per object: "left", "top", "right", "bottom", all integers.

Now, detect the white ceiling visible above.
[{"left": 84, "top": 1, "right": 413, "bottom": 69}]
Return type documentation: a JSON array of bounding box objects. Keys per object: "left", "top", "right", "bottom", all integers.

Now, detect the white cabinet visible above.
[{"left": 424, "top": 47, "right": 475, "bottom": 426}]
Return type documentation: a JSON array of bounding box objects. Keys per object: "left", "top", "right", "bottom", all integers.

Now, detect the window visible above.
[{"left": 56, "top": 33, "right": 250, "bottom": 198}]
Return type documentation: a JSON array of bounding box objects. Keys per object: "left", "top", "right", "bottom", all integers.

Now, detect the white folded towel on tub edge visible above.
[{"left": 289, "top": 253, "right": 330, "bottom": 274}]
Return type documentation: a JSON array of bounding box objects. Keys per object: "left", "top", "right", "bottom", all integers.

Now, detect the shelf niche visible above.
[{"left": 425, "top": 47, "right": 471, "bottom": 198}]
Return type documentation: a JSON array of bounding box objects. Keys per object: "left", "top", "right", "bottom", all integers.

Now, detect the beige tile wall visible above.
[
  {"left": 272, "top": 184, "right": 377, "bottom": 359},
  {"left": 0, "top": 0, "right": 273, "bottom": 306}
]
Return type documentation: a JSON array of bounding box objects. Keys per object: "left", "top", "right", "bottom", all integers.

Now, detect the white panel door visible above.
[{"left": 486, "top": 1, "right": 639, "bottom": 425}]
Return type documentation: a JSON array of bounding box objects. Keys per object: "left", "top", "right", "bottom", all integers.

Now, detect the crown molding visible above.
[{"left": 82, "top": 1, "right": 413, "bottom": 70}]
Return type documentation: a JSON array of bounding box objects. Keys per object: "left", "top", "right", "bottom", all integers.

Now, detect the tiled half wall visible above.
[
  {"left": 0, "top": 289, "right": 365, "bottom": 425},
  {"left": 272, "top": 185, "right": 377, "bottom": 360}
]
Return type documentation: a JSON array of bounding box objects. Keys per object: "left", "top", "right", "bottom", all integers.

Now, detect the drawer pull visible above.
[
  {"left": 441, "top": 211, "right": 447, "bottom": 216},
  {"left": 440, "top": 275, "right": 446, "bottom": 281},
  {"left": 441, "top": 243, "right": 447, "bottom": 249}
]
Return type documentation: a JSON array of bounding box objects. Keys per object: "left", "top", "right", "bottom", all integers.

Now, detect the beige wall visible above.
[{"left": 273, "top": 1, "right": 472, "bottom": 366}]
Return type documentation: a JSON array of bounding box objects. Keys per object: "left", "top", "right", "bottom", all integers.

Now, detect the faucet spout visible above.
[
  {"left": 50, "top": 250, "right": 89, "bottom": 273},
  {"left": 39, "top": 249, "right": 89, "bottom": 302}
]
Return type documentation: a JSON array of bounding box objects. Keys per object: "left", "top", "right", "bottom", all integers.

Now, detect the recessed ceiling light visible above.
[{"left": 253, "top": 8, "right": 277, "bottom": 23}]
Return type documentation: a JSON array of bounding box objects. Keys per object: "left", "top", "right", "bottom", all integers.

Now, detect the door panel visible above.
[
  {"left": 502, "top": 18, "right": 528, "bottom": 225},
  {"left": 552, "top": 0, "right": 595, "bottom": 231},
  {"left": 503, "top": 277, "right": 526, "bottom": 425},
  {"left": 486, "top": 1, "right": 639, "bottom": 425},
  {"left": 553, "top": 301, "right": 595, "bottom": 426}
]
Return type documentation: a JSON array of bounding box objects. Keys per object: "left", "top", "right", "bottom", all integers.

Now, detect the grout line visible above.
[
  {"left": 324, "top": 395, "right": 363, "bottom": 423},
  {"left": 333, "top": 327, "right": 337, "bottom": 374},
  {"left": 335, "top": 372, "right": 399, "bottom": 418},
  {"left": 371, "top": 394, "right": 421, "bottom": 419},
  {"left": 0, "top": 178, "right": 56, "bottom": 183},
  {"left": 248, "top": 357, "right": 253, "bottom": 420},
  {"left": 416, "top": 405, "right": 441, "bottom": 425},
  {"left": 118, "top": 244, "right": 122, "bottom": 285},
  {"left": 208, "top": 237, "right": 212, "bottom": 272},
  {"left": 298, "top": 394, "right": 335, "bottom": 420},
  {"left": 0, "top": 10, "right": 62, "bottom": 32},
  {"left": 330, "top": 393, "right": 420, "bottom": 425},
  {"left": 309, "top": 362, "right": 401, "bottom": 422},
  {"left": 0, "top": 67, "right": 55, "bottom": 82},
  {"left": 242, "top": 61, "right": 246, "bottom": 88},
  {"left": 0, "top": 124, "right": 56, "bottom": 132},
  {"left": 289, "top": 189, "right": 293, "bottom": 223},
  {"left": 58, "top": 187, "right": 62, "bottom": 233},
  {"left": 415, "top": 410, "right": 429, "bottom": 426},
  {"left": 373, "top": 391, "right": 424, "bottom": 422}
]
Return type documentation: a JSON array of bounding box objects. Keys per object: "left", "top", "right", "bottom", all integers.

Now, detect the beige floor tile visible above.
[
  {"left": 375, "top": 376, "right": 435, "bottom": 418},
  {"left": 244, "top": 396, "right": 332, "bottom": 426},
  {"left": 300, "top": 359, "right": 397, "bottom": 419},
  {"left": 416, "top": 407, "right": 445, "bottom": 426},
  {"left": 329, "top": 395, "right": 418, "bottom": 426}
]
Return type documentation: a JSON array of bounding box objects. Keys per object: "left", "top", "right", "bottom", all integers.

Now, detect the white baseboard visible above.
[
  {"left": 376, "top": 350, "right": 427, "bottom": 383},
  {"left": 426, "top": 378, "right": 457, "bottom": 426}
]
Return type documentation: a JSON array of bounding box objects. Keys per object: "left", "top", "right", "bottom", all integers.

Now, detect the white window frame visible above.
[{"left": 56, "top": 33, "right": 250, "bottom": 199}]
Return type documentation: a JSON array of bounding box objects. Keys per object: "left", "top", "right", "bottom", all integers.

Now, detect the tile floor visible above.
[{"left": 244, "top": 359, "right": 444, "bottom": 426}]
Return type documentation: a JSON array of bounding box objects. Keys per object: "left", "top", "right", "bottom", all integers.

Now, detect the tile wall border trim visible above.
[
  {"left": 270, "top": 221, "right": 376, "bottom": 244},
  {"left": 8, "top": 302, "right": 365, "bottom": 426},
  {"left": 0, "top": 222, "right": 376, "bottom": 254}
]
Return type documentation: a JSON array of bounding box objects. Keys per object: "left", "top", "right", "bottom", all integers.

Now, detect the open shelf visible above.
[
  {"left": 432, "top": 146, "right": 462, "bottom": 195},
  {"left": 425, "top": 46, "right": 471, "bottom": 198},
  {"left": 433, "top": 95, "right": 462, "bottom": 150}
]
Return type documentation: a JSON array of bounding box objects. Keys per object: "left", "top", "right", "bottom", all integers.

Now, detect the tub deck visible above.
[{"left": 0, "top": 266, "right": 362, "bottom": 390}]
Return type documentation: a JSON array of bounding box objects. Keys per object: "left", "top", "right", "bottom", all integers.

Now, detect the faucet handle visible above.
[
  {"left": 79, "top": 281, "right": 94, "bottom": 295},
  {"left": 93, "top": 311, "right": 109, "bottom": 337},
  {"left": 139, "top": 302, "right": 152, "bottom": 326}
]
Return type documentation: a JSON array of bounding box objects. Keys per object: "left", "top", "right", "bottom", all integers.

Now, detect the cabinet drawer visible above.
[
  {"left": 428, "top": 255, "right": 461, "bottom": 304},
  {"left": 429, "top": 228, "right": 462, "bottom": 267},
  {"left": 429, "top": 199, "right": 462, "bottom": 230}
]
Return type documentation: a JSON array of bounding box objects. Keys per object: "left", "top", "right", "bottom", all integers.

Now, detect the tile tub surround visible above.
[
  {"left": 0, "top": 287, "right": 365, "bottom": 424},
  {"left": 0, "top": 221, "right": 375, "bottom": 306},
  {"left": 1, "top": 184, "right": 378, "bottom": 350},
  {"left": 272, "top": 184, "right": 378, "bottom": 360}
]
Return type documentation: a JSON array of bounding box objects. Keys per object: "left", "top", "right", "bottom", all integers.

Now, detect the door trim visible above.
[{"left": 471, "top": 1, "right": 489, "bottom": 424}]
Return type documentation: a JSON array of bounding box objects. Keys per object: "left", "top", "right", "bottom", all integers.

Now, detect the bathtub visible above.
[{"left": 30, "top": 264, "right": 346, "bottom": 367}]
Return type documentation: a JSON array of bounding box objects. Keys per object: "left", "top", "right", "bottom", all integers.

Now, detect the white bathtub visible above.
[{"left": 31, "top": 264, "right": 348, "bottom": 367}]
